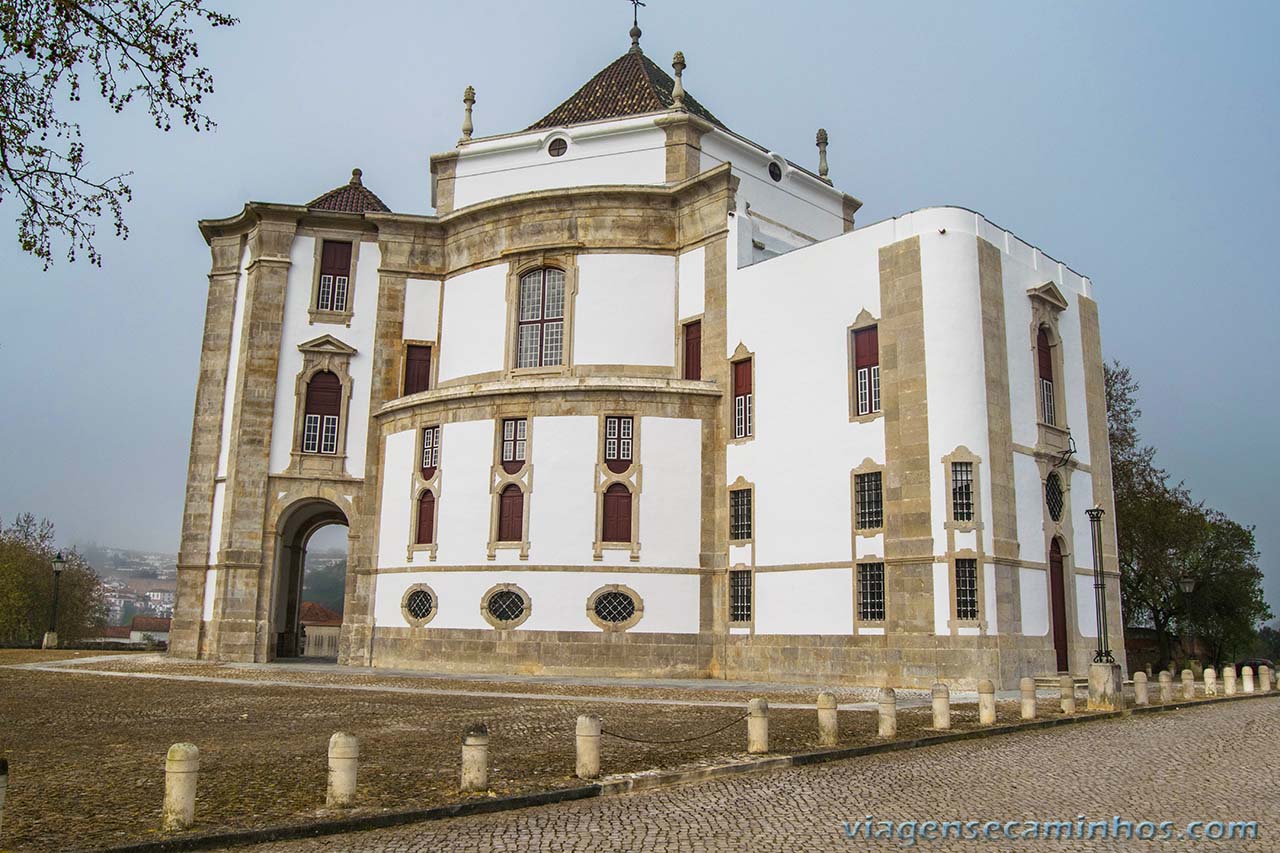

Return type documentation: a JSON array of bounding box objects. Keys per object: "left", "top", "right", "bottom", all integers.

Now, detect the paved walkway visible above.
[{"left": 231, "top": 696, "right": 1279, "bottom": 852}]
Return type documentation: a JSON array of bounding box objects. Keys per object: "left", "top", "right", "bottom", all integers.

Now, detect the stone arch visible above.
[{"left": 268, "top": 495, "right": 350, "bottom": 660}]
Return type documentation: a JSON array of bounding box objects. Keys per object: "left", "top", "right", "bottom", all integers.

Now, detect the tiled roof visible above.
[
  {"left": 527, "top": 48, "right": 726, "bottom": 132},
  {"left": 98, "top": 626, "right": 132, "bottom": 639},
  {"left": 130, "top": 615, "right": 171, "bottom": 633},
  {"left": 308, "top": 169, "right": 391, "bottom": 213},
  {"left": 300, "top": 601, "right": 343, "bottom": 627}
]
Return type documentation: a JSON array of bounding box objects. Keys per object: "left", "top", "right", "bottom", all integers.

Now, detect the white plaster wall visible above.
[
  {"left": 1014, "top": 454, "right": 1047, "bottom": 564},
  {"left": 376, "top": 429, "right": 415, "bottom": 568},
  {"left": 403, "top": 278, "right": 441, "bottom": 342},
  {"left": 430, "top": 419, "right": 496, "bottom": 566},
  {"left": 451, "top": 123, "right": 668, "bottom": 210},
  {"left": 201, "top": 568, "right": 218, "bottom": 621},
  {"left": 933, "top": 563, "right": 951, "bottom": 635},
  {"left": 268, "top": 235, "right": 379, "bottom": 477},
  {"left": 1072, "top": 468, "right": 1097, "bottom": 566},
  {"left": 638, "top": 417, "right": 702, "bottom": 568},
  {"left": 525, "top": 416, "right": 597, "bottom": 565},
  {"left": 678, "top": 247, "right": 705, "bottom": 319},
  {"left": 208, "top": 482, "right": 225, "bottom": 564},
  {"left": 1020, "top": 567, "right": 1050, "bottom": 636},
  {"left": 983, "top": 563, "right": 998, "bottom": 635},
  {"left": 573, "top": 254, "right": 676, "bottom": 367},
  {"left": 215, "top": 245, "right": 249, "bottom": 478},
  {"left": 1076, "top": 573, "right": 1098, "bottom": 637},
  {"left": 437, "top": 264, "right": 507, "bottom": 382},
  {"left": 374, "top": 570, "right": 699, "bottom": 634},
  {"left": 754, "top": 569, "right": 852, "bottom": 635}
]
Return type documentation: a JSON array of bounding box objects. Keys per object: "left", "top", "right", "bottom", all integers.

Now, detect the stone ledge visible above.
[{"left": 377, "top": 375, "right": 721, "bottom": 417}]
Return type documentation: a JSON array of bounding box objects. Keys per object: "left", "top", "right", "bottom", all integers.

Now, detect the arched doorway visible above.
[
  {"left": 273, "top": 499, "right": 349, "bottom": 660},
  {"left": 1049, "top": 538, "right": 1070, "bottom": 673}
]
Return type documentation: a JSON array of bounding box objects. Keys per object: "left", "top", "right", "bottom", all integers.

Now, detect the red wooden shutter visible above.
[
  {"left": 305, "top": 371, "right": 342, "bottom": 416},
  {"left": 416, "top": 492, "right": 436, "bottom": 545},
  {"left": 404, "top": 345, "right": 432, "bottom": 396},
  {"left": 683, "top": 321, "right": 702, "bottom": 380},
  {"left": 733, "top": 359, "right": 752, "bottom": 396},
  {"left": 602, "top": 483, "right": 632, "bottom": 542},
  {"left": 498, "top": 485, "right": 524, "bottom": 541},
  {"left": 854, "top": 326, "right": 879, "bottom": 370},
  {"left": 320, "top": 241, "right": 352, "bottom": 278},
  {"left": 1037, "top": 327, "right": 1053, "bottom": 380}
]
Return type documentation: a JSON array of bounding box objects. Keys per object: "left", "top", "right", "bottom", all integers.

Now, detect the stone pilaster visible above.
[
  {"left": 431, "top": 152, "right": 459, "bottom": 216},
  {"left": 657, "top": 114, "right": 711, "bottom": 184},
  {"left": 700, "top": 234, "right": 730, "bottom": 674},
  {"left": 170, "top": 235, "right": 244, "bottom": 658}
]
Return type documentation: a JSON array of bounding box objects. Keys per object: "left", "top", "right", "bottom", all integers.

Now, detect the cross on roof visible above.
[{"left": 628, "top": 0, "right": 646, "bottom": 27}]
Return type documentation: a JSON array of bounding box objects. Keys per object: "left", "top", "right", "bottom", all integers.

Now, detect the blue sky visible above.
[{"left": 1, "top": 0, "right": 1276, "bottom": 611}]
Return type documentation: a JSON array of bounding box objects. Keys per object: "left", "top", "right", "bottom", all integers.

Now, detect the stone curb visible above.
[{"left": 83, "top": 690, "right": 1277, "bottom": 853}]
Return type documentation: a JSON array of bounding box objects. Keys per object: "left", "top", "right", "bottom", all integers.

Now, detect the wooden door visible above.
[{"left": 1049, "top": 538, "right": 1070, "bottom": 672}]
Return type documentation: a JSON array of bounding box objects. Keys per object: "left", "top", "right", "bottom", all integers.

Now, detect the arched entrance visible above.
[
  {"left": 272, "top": 498, "right": 349, "bottom": 660},
  {"left": 1048, "top": 537, "right": 1070, "bottom": 673}
]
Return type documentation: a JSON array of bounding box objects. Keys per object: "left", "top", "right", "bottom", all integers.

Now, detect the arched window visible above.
[
  {"left": 416, "top": 491, "right": 436, "bottom": 545},
  {"left": 498, "top": 484, "right": 524, "bottom": 542},
  {"left": 516, "top": 269, "right": 566, "bottom": 368},
  {"left": 302, "top": 371, "right": 342, "bottom": 454},
  {"left": 602, "top": 483, "right": 633, "bottom": 543},
  {"left": 1037, "top": 326, "right": 1056, "bottom": 426}
]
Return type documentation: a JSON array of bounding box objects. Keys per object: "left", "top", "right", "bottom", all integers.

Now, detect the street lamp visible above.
[
  {"left": 1086, "top": 507, "right": 1115, "bottom": 664},
  {"left": 41, "top": 552, "right": 66, "bottom": 650},
  {"left": 1179, "top": 574, "right": 1196, "bottom": 595},
  {"left": 1179, "top": 573, "right": 1198, "bottom": 667}
]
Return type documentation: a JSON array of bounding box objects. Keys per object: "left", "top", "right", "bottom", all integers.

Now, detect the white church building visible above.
[{"left": 171, "top": 22, "right": 1125, "bottom": 687}]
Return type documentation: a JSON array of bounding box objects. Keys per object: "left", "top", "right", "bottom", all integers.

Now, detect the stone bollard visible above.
[
  {"left": 0, "top": 756, "right": 7, "bottom": 839},
  {"left": 816, "top": 692, "right": 839, "bottom": 747},
  {"left": 931, "top": 683, "right": 951, "bottom": 730},
  {"left": 1133, "top": 671, "right": 1149, "bottom": 706},
  {"left": 1181, "top": 669, "right": 1196, "bottom": 700},
  {"left": 878, "top": 688, "right": 897, "bottom": 738},
  {"left": 326, "top": 732, "right": 359, "bottom": 808},
  {"left": 1224, "top": 665, "right": 1237, "bottom": 696},
  {"left": 1158, "top": 670, "right": 1173, "bottom": 703},
  {"left": 1204, "top": 667, "right": 1217, "bottom": 696},
  {"left": 1260, "top": 666, "right": 1273, "bottom": 693},
  {"left": 461, "top": 723, "right": 490, "bottom": 792},
  {"left": 162, "top": 743, "right": 199, "bottom": 832},
  {"left": 1019, "top": 678, "right": 1037, "bottom": 720},
  {"left": 747, "top": 699, "right": 769, "bottom": 754},
  {"left": 978, "top": 679, "right": 996, "bottom": 726},
  {"left": 1243, "top": 666, "right": 1255, "bottom": 694},
  {"left": 575, "top": 715, "right": 601, "bottom": 780},
  {"left": 1059, "top": 675, "right": 1076, "bottom": 714}
]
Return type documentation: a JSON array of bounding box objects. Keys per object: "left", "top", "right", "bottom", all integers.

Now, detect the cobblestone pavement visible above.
[{"left": 240, "top": 696, "right": 1280, "bottom": 853}]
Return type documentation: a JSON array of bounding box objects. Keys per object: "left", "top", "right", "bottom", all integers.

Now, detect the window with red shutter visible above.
[
  {"left": 317, "top": 241, "right": 353, "bottom": 312},
  {"left": 603, "top": 416, "right": 633, "bottom": 474},
  {"left": 500, "top": 419, "right": 527, "bottom": 474},
  {"left": 853, "top": 326, "right": 880, "bottom": 415},
  {"left": 602, "top": 483, "right": 632, "bottom": 543},
  {"left": 421, "top": 426, "right": 440, "bottom": 479},
  {"left": 1037, "top": 326, "right": 1056, "bottom": 425},
  {"left": 404, "top": 345, "right": 432, "bottom": 396},
  {"left": 303, "top": 371, "right": 342, "bottom": 454},
  {"left": 416, "top": 491, "right": 436, "bottom": 545},
  {"left": 733, "top": 358, "right": 753, "bottom": 439},
  {"left": 683, "top": 321, "right": 702, "bottom": 380},
  {"left": 498, "top": 485, "right": 524, "bottom": 542}
]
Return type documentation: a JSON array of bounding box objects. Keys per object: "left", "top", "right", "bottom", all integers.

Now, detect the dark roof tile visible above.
[{"left": 308, "top": 169, "right": 391, "bottom": 213}]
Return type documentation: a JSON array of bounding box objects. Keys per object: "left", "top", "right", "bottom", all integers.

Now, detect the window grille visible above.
[
  {"left": 951, "top": 462, "right": 974, "bottom": 522},
  {"left": 858, "top": 562, "right": 886, "bottom": 622},
  {"left": 422, "top": 426, "right": 440, "bottom": 472},
  {"left": 955, "top": 559, "right": 979, "bottom": 621},
  {"left": 1046, "top": 472, "right": 1064, "bottom": 522},
  {"left": 593, "top": 590, "right": 636, "bottom": 624},
  {"left": 855, "top": 472, "right": 883, "bottom": 530},
  {"left": 405, "top": 588, "right": 434, "bottom": 621},
  {"left": 729, "top": 570, "right": 752, "bottom": 623},
  {"left": 302, "top": 414, "right": 321, "bottom": 454},
  {"left": 516, "top": 269, "right": 566, "bottom": 368},
  {"left": 321, "top": 415, "right": 339, "bottom": 455},
  {"left": 502, "top": 419, "right": 527, "bottom": 464},
  {"left": 1041, "top": 378, "right": 1056, "bottom": 425},
  {"left": 486, "top": 590, "right": 526, "bottom": 624},
  {"left": 729, "top": 489, "right": 752, "bottom": 541}
]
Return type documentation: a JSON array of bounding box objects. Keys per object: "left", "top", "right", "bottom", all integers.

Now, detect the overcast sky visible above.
[{"left": 1, "top": 0, "right": 1276, "bottom": 610}]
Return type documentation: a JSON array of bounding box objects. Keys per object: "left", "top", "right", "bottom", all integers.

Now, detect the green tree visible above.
[
  {"left": 0, "top": 513, "right": 107, "bottom": 645},
  {"left": 0, "top": 1, "right": 236, "bottom": 268},
  {"left": 1184, "top": 513, "right": 1270, "bottom": 666}
]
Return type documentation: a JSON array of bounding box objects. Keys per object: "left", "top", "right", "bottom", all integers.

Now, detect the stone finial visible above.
[
  {"left": 349, "top": 168, "right": 363, "bottom": 186},
  {"left": 672, "top": 51, "right": 687, "bottom": 109},
  {"left": 816, "top": 128, "right": 830, "bottom": 182},
  {"left": 461, "top": 86, "right": 476, "bottom": 142},
  {"left": 630, "top": 23, "right": 643, "bottom": 53}
]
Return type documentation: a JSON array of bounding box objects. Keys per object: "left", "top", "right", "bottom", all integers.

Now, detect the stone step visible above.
[{"left": 1033, "top": 674, "right": 1088, "bottom": 689}]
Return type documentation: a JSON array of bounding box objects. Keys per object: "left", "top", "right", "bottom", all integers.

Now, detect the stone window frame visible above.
[
  {"left": 950, "top": 551, "right": 982, "bottom": 624},
  {"left": 677, "top": 313, "right": 704, "bottom": 382},
  {"left": 1027, "top": 282, "right": 1071, "bottom": 453},
  {"left": 847, "top": 308, "right": 883, "bottom": 424},
  {"left": 942, "top": 446, "right": 986, "bottom": 632},
  {"left": 306, "top": 229, "right": 366, "bottom": 327},
  {"left": 855, "top": 560, "right": 888, "bottom": 626},
  {"left": 503, "top": 252, "right": 580, "bottom": 378},
  {"left": 407, "top": 426, "right": 442, "bottom": 563},
  {"left": 593, "top": 413, "right": 643, "bottom": 561},
  {"left": 287, "top": 335, "right": 357, "bottom": 479},
  {"left": 727, "top": 564, "right": 755, "bottom": 629},
  {"left": 728, "top": 342, "right": 756, "bottom": 445},
  {"left": 851, "top": 457, "right": 885, "bottom": 535},
  {"left": 400, "top": 583, "right": 439, "bottom": 628},
  {"left": 488, "top": 414, "right": 534, "bottom": 560},
  {"left": 400, "top": 339, "right": 438, "bottom": 398},
  {"left": 585, "top": 583, "right": 645, "bottom": 632},
  {"left": 727, "top": 476, "right": 755, "bottom": 545},
  {"left": 479, "top": 582, "right": 533, "bottom": 630}
]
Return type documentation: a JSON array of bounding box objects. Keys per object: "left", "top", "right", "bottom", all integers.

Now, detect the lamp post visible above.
[
  {"left": 1179, "top": 573, "right": 1197, "bottom": 668},
  {"left": 1086, "top": 507, "right": 1114, "bottom": 664},
  {"left": 41, "top": 552, "right": 67, "bottom": 650}
]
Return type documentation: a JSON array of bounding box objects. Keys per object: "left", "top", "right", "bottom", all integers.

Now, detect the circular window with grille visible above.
[
  {"left": 401, "top": 584, "right": 438, "bottom": 627},
  {"left": 480, "top": 584, "right": 531, "bottom": 629},
  {"left": 586, "top": 585, "right": 644, "bottom": 632},
  {"left": 768, "top": 161, "right": 783, "bottom": 182},
  {"left": 548, "top": 138, "right": 568, "bottom": 158},
  {"left": 1046, "top": 473, "right": 1065, "bottom": 522}
]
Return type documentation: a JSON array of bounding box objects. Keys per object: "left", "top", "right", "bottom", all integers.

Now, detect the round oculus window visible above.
[
  {"left": 486, "top": 589, "right": 526, "bottom": 624},
  {"left": 405, "top": 588, "right": 435, "bottom": 621},
  {"left": 593, "top": 590, "right": 637, "bottom": 624},
  {"left": 549, "top": 138, "right": 568, "bottom": 158},
  {"left": 768, "top": 162, "right": 783, "bottom": 182}
]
